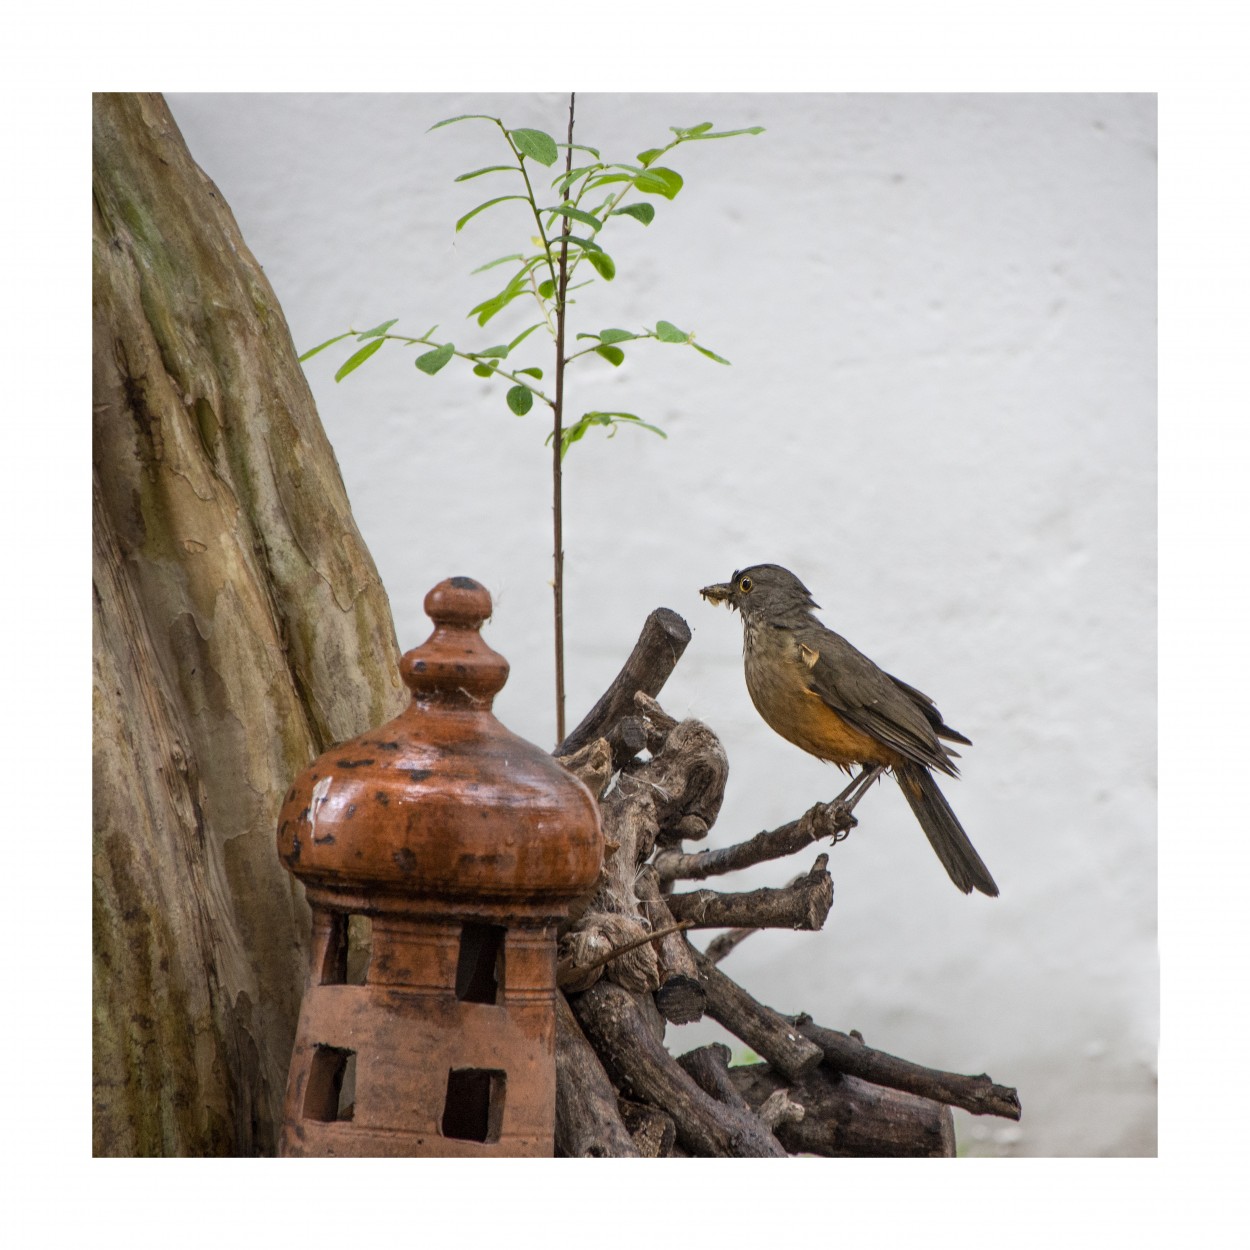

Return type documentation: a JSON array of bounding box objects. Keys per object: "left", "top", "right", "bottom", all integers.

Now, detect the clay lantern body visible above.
[{"left": 275, "top": 577, "right": 603, "bottom": 1156}]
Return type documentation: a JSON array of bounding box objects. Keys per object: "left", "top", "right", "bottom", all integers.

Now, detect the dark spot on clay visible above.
[
  {"left": 407, "top": 769, "right": 433, "bottom": 783},
  {"left": 450, "top": 576, "right": 481, "bottom": 590},
  {"left": 314, "top": 834, "right": 335, "bottom": 845},
  {"left": 298, "top": 808, "right": 310, "bottom": 824},
  {"left": 336, "top": 758, "right": 376, "bottom": 769},
  {"left": 346, "top": 804, "right": 357, "bottom": 818},
  {"left": 392, "top": 847, "right": 418, "bottom": 874},
  {"left": 412, "top": 660, "right": 426, "bottom": 672},
  {"left": 285, "top": 788, "right": 297, "bottom": 803},
  {"left": 375, "top": 741, "right": 400, "bottom": 751},
  {"left": 375, "top": 791, "right": 390, "bottom": 806},
  {"left": 284, "top": 832, "right": 301, "bottom": 864}
]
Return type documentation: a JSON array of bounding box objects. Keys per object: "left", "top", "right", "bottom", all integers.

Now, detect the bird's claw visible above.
[{"left": 802, "top": 799, "right": 857, "bottom": 845}]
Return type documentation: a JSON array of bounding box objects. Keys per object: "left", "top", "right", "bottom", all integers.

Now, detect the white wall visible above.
[{"left": 166, "top": 92, "right": 1157, "bottom": 1156}]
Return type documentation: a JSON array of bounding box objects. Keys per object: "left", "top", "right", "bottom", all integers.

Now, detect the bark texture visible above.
[{"left": 92, "top": 92, "right": 405, "bottom": 1156}]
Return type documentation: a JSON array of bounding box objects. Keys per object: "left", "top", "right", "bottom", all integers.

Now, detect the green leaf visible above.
[
  {"left": 473, "top": 363, "right": 496, "bottom": 378},
  {"left": 455, "top": 195, "right": 528, "bottom": 232},
  {"left": 467, "top": 259, "right": 543, "bottom": 326},
  {"left": 587, "top": 251, "right": 616, "bottom": 280},
  {"left": 476, "top": 345, "right": 509, "bottom": 359},
  {"left": 506, "top": 385, "right": 534, "bottom": 415},
  {"left": 595, "top": 345, "right": 625, "bottom": 367},
  {"left": 538, "top": 279, "right": 556, "bottom": 300},
  {"left": 299, "top": 331, "right": 352, "bottom": 362},
  {"left": 636, "top": 147, "right": 665, "bottom": 168},
  {"left": 455, "top": 165, "right": 518, "bottom": 182},
  {"left": 334, "top": 337, "right": 385, "bottom": 381},
  {"left": 607, "top": 413, "right": 667, "bottom": 439},
  {"left": 635, "top": 167, "right": 684, "bottom": 199},
  {"left": 689, "top": 126, "right": 766, "bottom": 140},
  {"left": 510, "top": 128, "right": 559, "bottom": 166},
  {"left": 693, "top": 342, "right": 731, "bottom": 365},
  {"left": 543, "top": 204, "right": 604, "bottom": 231},
  {"left": 597, "top": 328, "right": 637, "bottom": 344},
  {"left": 516, "top": 366, "right": 544, "bottom": 379},
  {"left": 583, "top": 173, "right": 635, "bottom": 191},
  {"left": 508, "top": 323, "right": 546, "bottom": 352},
  {"left": 430, "top": 113, "right": 499, "bottom": 130},
  {"left": 415, "top": 342, "right": 455, "bottom": 375},
  {"left": 560, "top": 142, "right": 602, "bottom": 158},
  {"left": 472, "top": 254, "right": 526, "bottom": 274},
  {"left": 655, "top": 320, "right": 688, "bottom": 343},
  {"left": 672, "top": 122, "right": 714, "bottom": 138},
  {"left": 611, "top": 203, "right": 655, "bottom": 226},
  {"left": 560, "top": 234, "right": 603, "bottom": 254},
  {"left": 555, "top": 163, "right": 604, "bottom": 193},
  {"left": 357, "top": 319, "right": 398, "bottom": 340},
  {"left": 553, "top": 410, "right": 668, "bottom": 460}
]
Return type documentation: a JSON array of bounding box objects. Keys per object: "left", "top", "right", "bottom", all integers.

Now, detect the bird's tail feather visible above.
[{"left": 895, "top": 763, "right": 999, "bottom": 897}]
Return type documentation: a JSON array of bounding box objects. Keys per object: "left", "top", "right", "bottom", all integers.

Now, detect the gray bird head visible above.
[{"left": 700, "top": 563, "right": 820, "bottom": 627}]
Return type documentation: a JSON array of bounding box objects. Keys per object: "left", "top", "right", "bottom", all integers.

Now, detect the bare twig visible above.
[
  {"left": 556, "top": 608, "right": 691, "bottom": 756},
  {"left": 665, "top": 855, "right": 832, "bottom": 931},
  {"left": 703, "top": 927, "right": 759, "bottom": 964},
  {"left": 792, "top": 1016, "right": 1022, "bottom": 1120},
  {"left": 654, "top": 799, "right": 852, "bottom": 885},
  {"left": 687, "top": 943, "right": 824, "bottom": 1080},
  {"left": 557, "top": 917, "right": 694, "bottom": 990}
]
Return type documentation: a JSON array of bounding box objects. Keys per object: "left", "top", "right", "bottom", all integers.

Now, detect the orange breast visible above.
[
  {"left": 743, "top": 631, "right": 900, "bottom": 768},
  {"left": 760, "top": 685, "right": 898, "bottom": 767}
]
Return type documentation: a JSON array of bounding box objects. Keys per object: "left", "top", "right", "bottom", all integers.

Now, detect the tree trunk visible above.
[{"left": 92, "top": 92, "right": 405, "bottom": 1156}]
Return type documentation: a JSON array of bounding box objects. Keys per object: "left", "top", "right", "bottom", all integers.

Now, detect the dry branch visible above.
[
  {"left": 617, "top": 1098, "right": 677, "bottom": 1157},
  {"left": 703, "top": 927, "right": 759, "bottom": 964},
  {"left": 635, "top": 865, "right": 706, "bottom": 1024},
  {"left": 666, "top": 855, "right": 833, "bottom": 930},
  {"left": 554, "top": 990, "right": 640, "bottom": 1157},
  {"left": 594, "top": 717, "right": 728, "bottom": 915},
  {"left": 555, "top": 736, "right": 615, "bottom": 800},
  {"left": 556, "top": 607, "right": 691, "bottom": 756},
  {"left": 793, "top": 1016, "right": 1022, "bottom": 1120},
  {"left": 572, "top": 980, "right": 786, "bottom": 1157},
  {"left": 654, "top": 799, "right": 853, "bottom": 885},
  {"left": 729, "top": 1063, "right": 956, "bottom": 1157},
  {"left": 687, "top": 943, "right": 824, "bottom": 1080},
  {"left": 605, "top": 715, "right": 649, "bottom": 771}
]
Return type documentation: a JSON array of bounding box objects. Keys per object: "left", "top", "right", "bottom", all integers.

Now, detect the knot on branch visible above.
[{"left": 558, "top": 911, "right": 659, "bottom": 994}]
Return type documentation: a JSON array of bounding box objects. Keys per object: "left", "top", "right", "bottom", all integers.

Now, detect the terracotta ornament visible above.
[{"left": 275, "top": 577, "right": 603, "bottom": 1156}]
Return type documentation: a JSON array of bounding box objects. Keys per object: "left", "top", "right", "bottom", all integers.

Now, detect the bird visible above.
[{"left": 700, "top": 563, "right": 998, "bottom": 896}]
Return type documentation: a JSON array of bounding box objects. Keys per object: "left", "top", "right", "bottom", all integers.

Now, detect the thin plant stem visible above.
[{"left": 552, "top": 91, "right": 575, "bottom": 743}]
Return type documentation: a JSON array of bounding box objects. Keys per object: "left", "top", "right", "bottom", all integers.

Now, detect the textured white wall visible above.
[{"left": 166, "top": 92, "right": 1157, "bottom": 1157}]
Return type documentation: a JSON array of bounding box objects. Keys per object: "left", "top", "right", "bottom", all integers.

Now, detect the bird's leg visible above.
[{"left": 826, "top": 765, "right": 887, "bottom": 837}]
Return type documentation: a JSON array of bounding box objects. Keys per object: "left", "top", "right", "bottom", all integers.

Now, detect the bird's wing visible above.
[
  {"left": 800, "top": 627, "right": 961, "bottom": 776},
  {"left": 884, "top": 671, "right": 972, "bottom": 747}
]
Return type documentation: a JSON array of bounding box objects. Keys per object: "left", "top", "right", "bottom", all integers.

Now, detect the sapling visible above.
[{"left": 301, "top": 93, "right": 762, "bottom": 741}]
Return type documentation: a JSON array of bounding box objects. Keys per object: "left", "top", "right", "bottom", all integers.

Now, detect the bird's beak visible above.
[{"left": 700, "top": 581, "right": 734, "bottom": 606}]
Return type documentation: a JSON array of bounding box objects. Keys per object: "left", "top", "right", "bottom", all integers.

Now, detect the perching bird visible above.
[{"left": 701, "top": 563, "right": 998, "bottom": 896}]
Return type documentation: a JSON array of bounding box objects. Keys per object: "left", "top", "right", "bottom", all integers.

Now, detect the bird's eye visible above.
[{"left": 738, "top": 575, "right": 753, "bottom": 593}]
